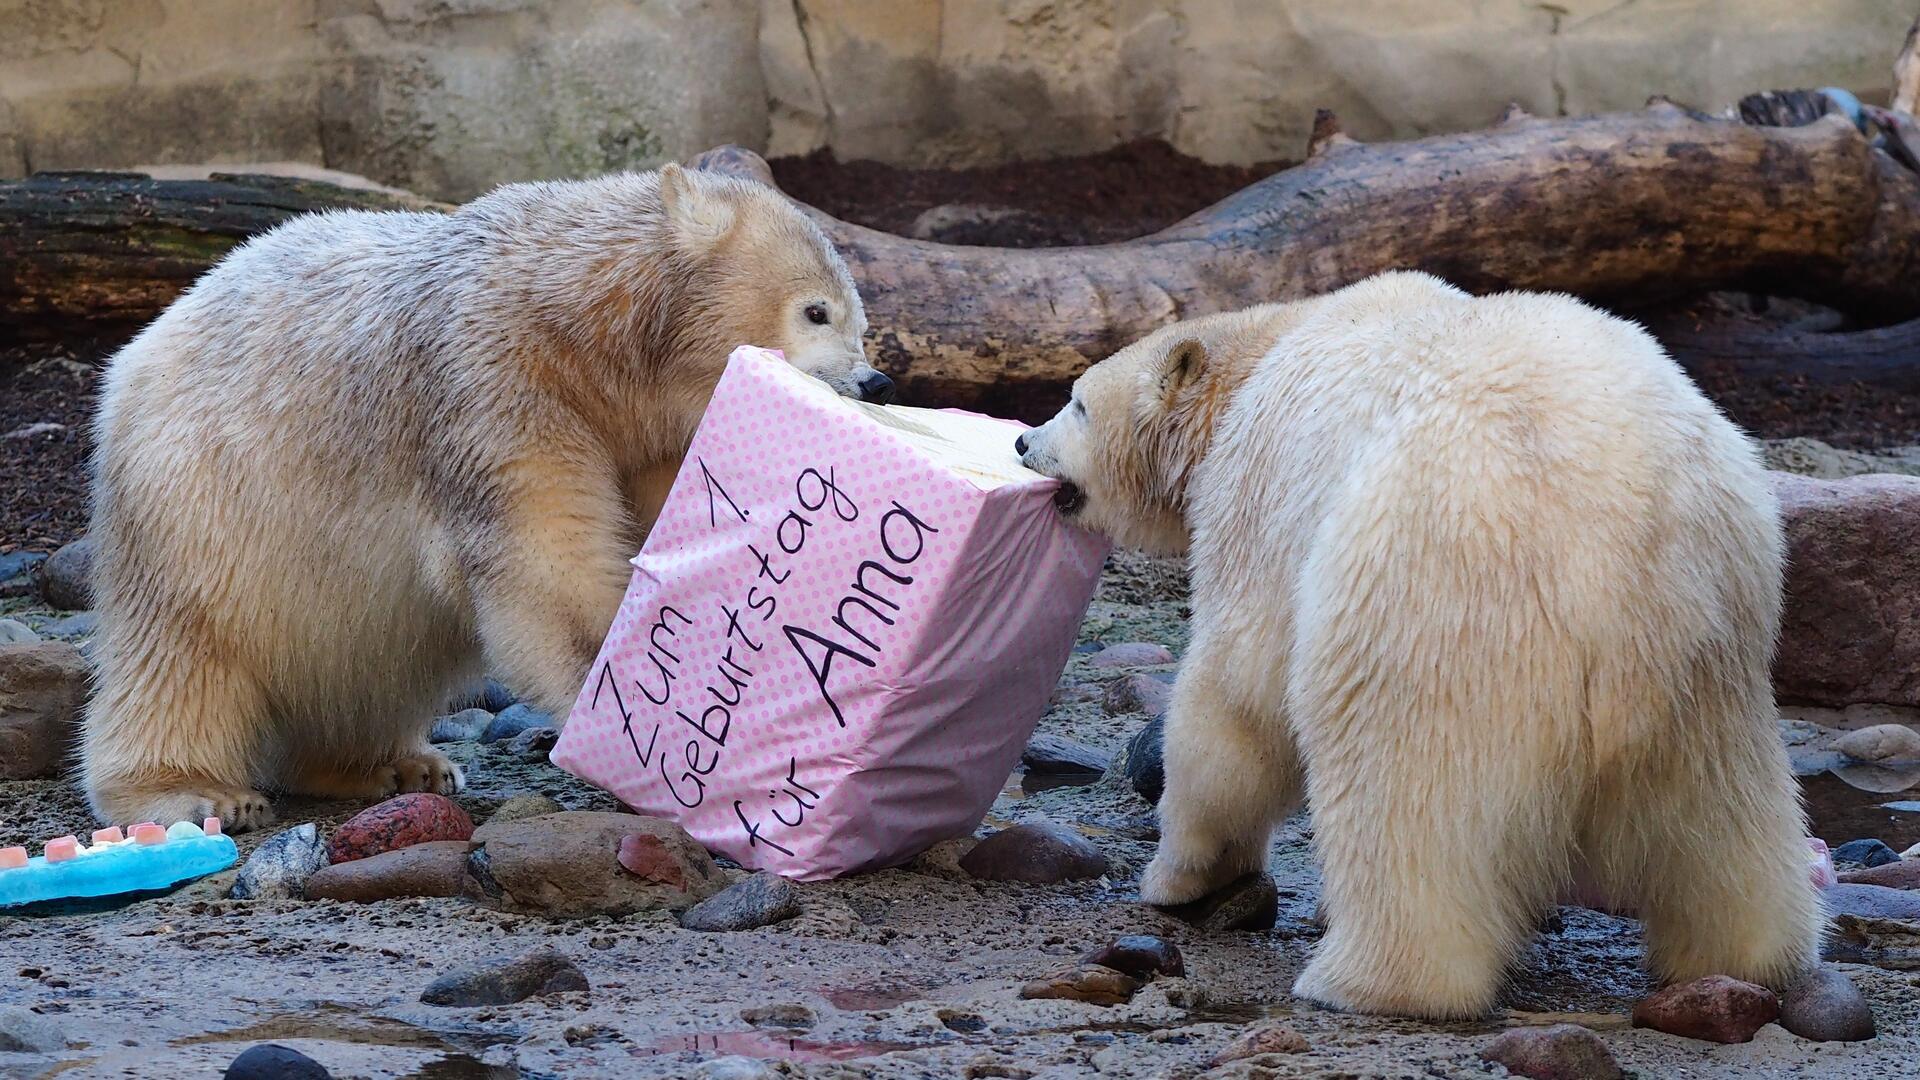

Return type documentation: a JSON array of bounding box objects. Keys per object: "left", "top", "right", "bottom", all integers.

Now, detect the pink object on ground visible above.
[
  {"left": 0, "top": 847, "right": 26, "bottom": 870},
  {"left": 1807, "top": 837, "right": 1838, "bottom": 889},
  {"left": 552, "top": 346, "right": 1109, "bottom": 880},
  {"left": 45, "top": 837, "right": 79, "bottom": 862},
  {"left": 203, "top": 817, "right": 223, "bottom": 836},
  {"left": 131, "top": 824, "right": 167, "bottom": 845},
  {"left": 91, "top": 827, "right": 125, "bottom": 845}
]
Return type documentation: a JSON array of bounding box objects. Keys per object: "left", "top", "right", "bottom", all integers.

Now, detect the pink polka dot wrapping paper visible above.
[{"left": 550, "top": 346, "right": 1110, "bottom": 880}]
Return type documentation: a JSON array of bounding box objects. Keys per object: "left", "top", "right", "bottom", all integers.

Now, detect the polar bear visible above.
[
  {"left": 83, "top": 164, "right": 889, "bottom": 831},
  {"left": 1016, "top": 271, "right": 1820, "bottom": 1018}
]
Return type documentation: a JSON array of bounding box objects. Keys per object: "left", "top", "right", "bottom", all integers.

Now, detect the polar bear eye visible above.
[{"left": 805, "top": 303, "right": 830, "bottom": 326}]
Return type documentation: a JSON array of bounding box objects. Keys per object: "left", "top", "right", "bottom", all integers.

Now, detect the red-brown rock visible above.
[
  {"left": 305, "top": 840, "right": 469, "bottom": 901},
  {"left": 466, "top": 811, "right": 723, "bottom": 917},
  {"left": 1772, "top": 473, "right": 1920, "bottom": 708},
  {"left": 0, "top": 641, "right": 86, "bottom": 780},
  {"left": 1210, "top": 1021, "right": 1309, "bottom": 1065},
  {"left": 1839, "top": 859, "right": 1920, "bottom": 889},
  {"left": 327, "top": 793, "right": 474, "bottom": 864},
  {"left": 618, "top": 833, "right": 691, "bottom": 889},
  {"left": 1631, "top": 975, "right": 1780, "bottom": 1044}
]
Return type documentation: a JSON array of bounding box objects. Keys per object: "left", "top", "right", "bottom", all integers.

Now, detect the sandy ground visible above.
[{"left": 3, "top": 554, "right": 1919, "bottom": 1080}]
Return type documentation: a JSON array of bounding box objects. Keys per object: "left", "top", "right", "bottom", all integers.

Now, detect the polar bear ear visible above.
[
  {"left": 1157, "top": 338, "right": 1207, "bottom": 397},
  {"left": 659, "top": 163, "right": 737, "bottom": 249}
]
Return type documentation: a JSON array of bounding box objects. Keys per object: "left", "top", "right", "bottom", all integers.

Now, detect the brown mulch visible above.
[
  {"left": 770, "top": 139, "right": 1292, "bottom": 247},
  {"left": 0, "top": 341, "right": 100, "bottom": 553}
]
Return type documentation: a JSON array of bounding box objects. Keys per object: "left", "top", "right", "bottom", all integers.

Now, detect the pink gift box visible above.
[{"left": 551, "top": 346, "right": 1109, "bottom": 880}]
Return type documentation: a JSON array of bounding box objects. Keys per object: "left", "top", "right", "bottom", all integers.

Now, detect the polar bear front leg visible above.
[{"left": 1140, "top": 650, "right": 1303, "bottom": 906}]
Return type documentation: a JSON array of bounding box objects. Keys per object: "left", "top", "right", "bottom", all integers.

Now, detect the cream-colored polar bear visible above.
[
  {"left": 1017, "top": 271, "right": 1819, "bottom": 1018},
  {"left": 83, "top": 164, "right": 887, "bottom": 831}
]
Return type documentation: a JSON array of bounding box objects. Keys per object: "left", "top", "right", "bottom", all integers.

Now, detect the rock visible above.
[
  {"left": 1102, "top": 674, "right": 1172, "bottom": 717},
  {"left": 1121, "top": 716, "right": 1166, "bottom": 804},
  {"left": 1020, "top": 733, "right": 1111, "bottom": 777},
  {"left": 959, "top": 821, "right": 1109, "bottom": 883},
  {"left": 430, "top": 708, "right": 493, "bottom": 743},
  {"left": 37, "top": 536, "right": 94, "bottom": 610},
  {"left": 1823, "top": 883, "right": 1920, "bottom": 920},
  {"left": 0, "top": 550, "right": 46, "bottom": 597},
  {"left": 679, "top": 872, "right": 802, "bottom": 931},
  {"left": 1159, "top": 872, "right": 1280, "bottom": 932},
  {"left": 1771, "top": 474, "right": 1920, "bottom": 707},
  {"left": 1084, "top": 935, "right": 1184, "bottom": 979},
  {"left": 467, "top": 811, "right": 724, "bottom": 917},
  {"left": 908, "top": 203, "right": 1046, "bottom": 244},
  {"left": 696, "top": 1058, "right": 780, "bottom": 1080},
  {"left": 37, "top": 612, "right": 97, "bottom": 638},
  {"left": 1019, "top": 964, "right": 1141, "bottom": 1006},
  {"left": 454, "top": 677, "right": 518, "bottom": 713},
  {"left": 1778, "top": 966, "right": 1875, "bottom": 1042},
  {"left": 489, "top": 794, "right": 564, "bottom": 824},
  {"left": 1631, "top": 975, "right": 1780, "bottom": 1043},
  {"left": 0, "top": 1006, "right": 67, "bottom": 1052},
  {"left": 1831, "top": 839, "right": 1901, "bottom": 869},
  {"left": 326, "top": 793, "right": 473, "bottom": 864},
  {"left": 1086, "top": 642, "right": 1174, "bottom": 668},
  {"left": 420, "top": 946, "right": 588, "bottom": 1006},
  {"left": 1477, "top": 1024, "right": 1622, "bottom": 1080},
  {"left": 482, "top": 703, "right": 551, "bottom": 743},
  {"left": 303, "top": 840, "right": 469, "bottom": 902},
  {"left": 1834, "top": 724, "right": 1920, "bottom": 763},
  {"left": 506, "top": 725, "right": 559, "bottom": 762},
  {"left": 0, "top": 641, "right": 86, "bottom": 780},
  {"left": 223, "top": 1043, "right": 333, "bottom": 1080},
  {"left": 1838, "top": 859, "right": 1920, "bottom": 888},
  {"left": 0, "top": 618, "right": 38, "bottom": 643},
  {"left": 1829, "top": 762, "right": 1920, "bottom": 793},
  {"left": 1209, "top": 1020, "right": 1309, "bottom": 1065},
  {"left": 230, "top": 824, "right": 330, "bottom": 900}
]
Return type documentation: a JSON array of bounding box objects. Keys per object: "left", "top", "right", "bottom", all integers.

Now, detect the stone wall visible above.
[{"left": 1, "top": 0, "right": 1911, "bottom": 201}]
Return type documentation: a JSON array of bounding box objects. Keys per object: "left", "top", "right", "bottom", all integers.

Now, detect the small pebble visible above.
[
  {"left": 506, "top": 725, "right": 559, "bottom": 762},
  {"left": 420, "top": 946, "right": 588, "bottom": 1006},
  {"left": 1478, "top": 1024, "right": 1621, "bottom": 1080},
  {"left": 696, "top": 1058, "right": 780, "bottom": 1080},
  {"left": 1020, "top": 733, "right": 1111, "bottom": 777},
  {"left": 37, "top": 536, "right": 94, "bottom": 610},
  {"left": 303, "top": 840, "right": 470, "bottom": 902},
  {"left": 1778, "top": 966, "right": 1875, "bottom": 1042},
  {"left": 223, "top": 1043, "right": 332, "bottom": 1080},
  {"left": 1019, "top": 964, "right": 1140, "bottom": 1006},
  {"left": 327, "top": 793, "right": 474, "bottom": 864},
  {"left": 0, "top": 1006, "right": 68, "bottom": 1052},
  {"left": 482, "top": 703, "right": 551, "bottom": 743},
  {"left": 1086, "top": 642, "right": 1174, "bottom": 668},
  {"left": 1209, "top": 1020, "right": 1308, "bottom": 1065},
  {"left": 1832, "top": 838, "right": 1901, "bottom": 869},
  {"left": 1122, "top": 716, "right": 1166, "bottom": 804},
  {"left": 680, "top": 871, "right": 802, "bottom": 932},
  {"left": 1084, "top": 935, "right": 1184, "bottom": 979},
  {"left": 489, "top": 794, "right": 564, "bottom": 823},
  {"left": 959, "top": 821, "right": 1109, "bottom": 884},
  {"left": 1102, "top": 673, "right": 1172, "bottom": 717},
  {"left": 430, "top": 708, "right": 493, "bottom": 743},
  {"left": 1631, "top": 975, "right": 1779, "bottom": 1044},
  {"left": 1159, "top": 872, "right": 1280, "bottom": 932},
  {"left": 1834, "top": 724, "right": 1920, "bottom": 764},
  {"left": 230, "top": 823, "right": 329, "bottom": 900}
]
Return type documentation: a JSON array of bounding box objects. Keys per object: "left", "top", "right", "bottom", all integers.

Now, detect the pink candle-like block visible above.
[
  {"left": 203, "top": 817, "right": 223, "bottom": 837},
  {"left": 45, "top": 836, "right": 80, "bottom": 862},
  {"left": 0, "top": 847, "right": 26, "bottom": 870},
  {"left": 130, "top": 823, "right": 167, "bottom": 846},
  {"left": 91, "top": 827, "right": 125, "bottom": 845}
]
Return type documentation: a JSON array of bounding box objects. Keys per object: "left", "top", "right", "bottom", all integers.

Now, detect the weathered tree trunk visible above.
[
  {"left": 0, "top": 171, "right": 439, "bottom": 333},
  {"left": 691, "top": 104, "right": 1919, "bottom": 417}
]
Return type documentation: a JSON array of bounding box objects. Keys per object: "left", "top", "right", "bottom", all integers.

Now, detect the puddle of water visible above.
[
  {"left": 1802, "top": 771, "right": 1920, "bottom": 851},
  {"left": 634, "top": 1031, "right": 923, "bottom": 1062},
  {"left": 171, "top": 1012, "right": 453, "bottom": 1051},
  {"left": 403, "top": 1054, "right": 518, "bottom": 1080}
]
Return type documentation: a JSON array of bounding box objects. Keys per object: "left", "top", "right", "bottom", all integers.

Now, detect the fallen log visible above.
[
  {"left": 695, "top": 103, "right": 1919, "bottom": 417},
  {"left": 4, "top": 103, "right": 1918, "bottom": 419}
]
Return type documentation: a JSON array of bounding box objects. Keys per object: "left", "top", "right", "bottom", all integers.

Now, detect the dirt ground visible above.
[{"left": 3, "top": 554, "right": 1919, "bottom": 1080}]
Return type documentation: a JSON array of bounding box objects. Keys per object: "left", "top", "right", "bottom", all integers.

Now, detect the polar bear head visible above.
[{"left": 1017, "top": 308, "right": 1275, "bottom": 555}]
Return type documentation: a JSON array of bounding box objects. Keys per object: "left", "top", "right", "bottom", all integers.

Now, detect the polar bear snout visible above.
[{"left": 856, "top": 368, "right": 896, "bottom": 404}]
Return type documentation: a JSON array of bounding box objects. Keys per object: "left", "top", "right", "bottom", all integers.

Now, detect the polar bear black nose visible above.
[
  {"left": 1015, "top": 432, "right": 1030, "bottom": 456},
  {"left": 857, "top": 370, "right": 895, "bottom": 404}
]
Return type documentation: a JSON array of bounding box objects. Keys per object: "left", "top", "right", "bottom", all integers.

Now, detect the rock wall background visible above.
[{"left": 1, "top": 0, "right": 1913, "bottom": 201}]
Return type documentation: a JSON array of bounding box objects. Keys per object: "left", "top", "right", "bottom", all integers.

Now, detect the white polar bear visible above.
[{"left": 1016, "top": 271, "right": 1820, "bottom": 1018}]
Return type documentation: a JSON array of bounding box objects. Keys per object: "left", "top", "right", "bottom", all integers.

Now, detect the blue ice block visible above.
[{"left": 0, "top": 823, "right": 239, "bottom": 908}]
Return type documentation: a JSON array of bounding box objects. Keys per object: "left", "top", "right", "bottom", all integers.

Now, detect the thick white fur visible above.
[
  {"left": 1019, "top": 272, "right": 1820, "bottom": 1018},
  {"left": 83, "top": 165, "right": 876, "bottom": 831}
]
